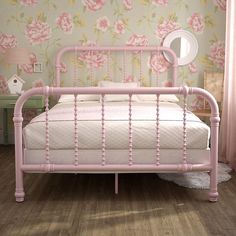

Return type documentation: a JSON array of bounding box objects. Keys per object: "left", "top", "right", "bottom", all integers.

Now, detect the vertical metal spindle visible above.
[
  {"left": 156, "top": 94, "right": 160, "bottom": 166},
  {"left": 45, "top": 92, "right": 50, "bottom": 165},
  {"left": 115, "top": 173, "right": 118, "bottom": 194},
  {"left": 183, "top": 95, "right": 187, "bottom": 164},
  {"left": 149, "top": 52, "right": 153, "bottom": 86},
  {"left": 73, "top": 49, "right": 77, "bottom": 86},
  {"left": 90, "top": 50, "right": 94, "bottom": 85},
  {"left": 107, "top": 50, "right": 111, "bottom": 80},
  {"left": 123, "top": 50, "right": 126, "bottom": 82},
  {"left": 139, "top": 50, "right": 143, "bottom": 84},
  {"left": 156, "top": 51, "right": 160, "bottom": 86},
  {"left": 101, "top": 94, "right": 106, "bottom": 166},
  {"left": 74, "top": 94, "right": 79, "bottom": 166},
  {"left": 128, "top": 94, "right": 133, "bottom": 166}
]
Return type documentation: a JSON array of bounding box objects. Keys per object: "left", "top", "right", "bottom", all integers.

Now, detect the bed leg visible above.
[
  {"left": 208, "top": 116, "right": 220, "bottom": 202},
  {"left": 14, "top": 115, "right": 25, "bottom": 203},
  {"left": 115, "top": 173, "right": 118, "bottom": 194},
  {"left": 208, "top": 169, "right": 218, "bottom": 202},
  {"left": 15, "top": 168, "right": 25, "bottom": 202}
]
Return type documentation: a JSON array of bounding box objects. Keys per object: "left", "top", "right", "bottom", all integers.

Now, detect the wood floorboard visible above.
[{"left": 0, "top": 145, "right": 236, "bottom": 236}]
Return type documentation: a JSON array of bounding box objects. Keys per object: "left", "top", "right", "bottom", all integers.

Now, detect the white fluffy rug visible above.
[{"left": 157, "top": 163, "right": 232, "bottom": 189}]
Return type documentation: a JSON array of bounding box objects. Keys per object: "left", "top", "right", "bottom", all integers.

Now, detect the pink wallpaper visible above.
[{"left": 0, "top": 0, "right": 227, "bottom": 143}]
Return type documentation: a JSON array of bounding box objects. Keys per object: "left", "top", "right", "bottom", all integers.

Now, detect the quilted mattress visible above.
[{"left": 23, "top": 101, "right": 210, "bottom": 150}]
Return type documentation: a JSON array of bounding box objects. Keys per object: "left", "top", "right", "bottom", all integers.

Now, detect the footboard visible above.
[{"left": 13, "top": 86, "right": 220, "bottom": 202}]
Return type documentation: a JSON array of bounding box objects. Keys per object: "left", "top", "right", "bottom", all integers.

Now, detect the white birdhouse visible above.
[{"left": 7, "top": 74, "right": 25, "bottom": 94}]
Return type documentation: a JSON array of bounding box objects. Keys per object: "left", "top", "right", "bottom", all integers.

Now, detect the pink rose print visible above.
[
  {"left": 163, "top": 80, "right": 173, "bottom": 87},
  {"left": 96, "top": 16, "right": 110, "bottom": 32},
  {"left": 0, "top": 33, "right": 17, "bottom": 53},
  {"left": 126, "top": 34, "right": 149, "bottom": 47},
  {"left": 60, "top": 62, "right": 67, "bottom": 73},
  {"left": 0, "top": 75, "right": 9, "bottom": 94},
  {"left": 152, "top": 0, "right": 168, "bottom": 6},
  {"left": 209, "top": 41, "right": 225, "bottom": 70},
  {"left": 188, "top": 62, "right": 197, "bottom": 73},
  {"left": 20, "top": 0, "right": 38, "bottom": 6},
  {"left": 114, "top": 20, "right": 125, "bottom": 34},
  {"left": 156, "top": 19, "right": 180, "bottom": 39},
  {"left": 25, "top": 20, "right": 51, "bottom": 45},
  {"left": 214, "top": 0, "right": 226, "bottom": 11},
  {"left": 19, "top": 53, "right": 37, "bottom": 74},
  {"left": 78, "top": 41, "right": 107, "bottom": 69},
  {"left": 124, "top": 75, "right": 136, "bottom": 83},
  {"left": 32, "top": 79, "right": 45, "bottom": 88},
  {"left": 187, "top": 13, "right": 205, "bottom": 34},
  {"left": 123, "top": 0, "right": 133, "bottom": 10},
  {"left": 82, "top": 0, "right": 105, "bottom": 11},
  {"left": 190, "top": 95, "right": 205, "bottom": 111},
  {"left": 56, "top": 12, "right": 73, "bottom": 34},
  {"left": 148, "top": 53, "right": 170, "bottom": 74}
]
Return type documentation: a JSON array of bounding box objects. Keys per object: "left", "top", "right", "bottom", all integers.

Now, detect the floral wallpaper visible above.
[
  {"left": 0, "top": 0, "right": 226, "bottom": 90},
  {"left": 0, "top": 0, "right": 226, "bottom": 141}
]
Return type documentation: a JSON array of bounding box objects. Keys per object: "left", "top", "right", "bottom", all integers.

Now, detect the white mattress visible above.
[{"left": 23, "top": 101, "right": 210, "bottom": 150}]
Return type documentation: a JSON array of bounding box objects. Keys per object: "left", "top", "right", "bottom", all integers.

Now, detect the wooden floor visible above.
[{"left": 0, "top": 146, "right": 236, "bottom": 236}]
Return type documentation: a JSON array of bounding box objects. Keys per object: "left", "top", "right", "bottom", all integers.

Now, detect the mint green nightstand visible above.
[{"left": 0, "top": 95, "right": 44, "bottom": 145}]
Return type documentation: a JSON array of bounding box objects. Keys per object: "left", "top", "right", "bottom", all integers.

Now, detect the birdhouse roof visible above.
[{"left": 8, "top": 74, "right": 25, "bottom": 84}]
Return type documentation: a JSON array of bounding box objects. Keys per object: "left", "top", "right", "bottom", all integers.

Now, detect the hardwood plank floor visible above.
[{"left": 0, "top": 145, "right": 236, "bottom": 236}]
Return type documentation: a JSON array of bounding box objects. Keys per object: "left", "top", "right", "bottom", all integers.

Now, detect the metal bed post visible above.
[{"left": 13, "top": 113, "right": 25, "bottom": 202}]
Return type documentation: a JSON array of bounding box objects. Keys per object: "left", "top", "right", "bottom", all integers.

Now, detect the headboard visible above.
[{"left": 55, "top": 46, "right": 178, "bottom": 87}]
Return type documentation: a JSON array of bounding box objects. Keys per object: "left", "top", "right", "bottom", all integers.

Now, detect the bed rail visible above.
[{"left": 13, "top": 86, "right": 220, "bottom": 202}]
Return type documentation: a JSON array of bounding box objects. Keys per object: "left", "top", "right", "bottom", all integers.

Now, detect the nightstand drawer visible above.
[
  {"left": 24, "top": 96, "right": 45, "bottom": 108},
  {"left": 0, "top": 94, "right": 45, "bottom": 145},
  {"left": 0, "top": 95, "right": 44, "bottom": 109},
  {"left": 193, "top": 109, "right": 211, "bottom": 117}
]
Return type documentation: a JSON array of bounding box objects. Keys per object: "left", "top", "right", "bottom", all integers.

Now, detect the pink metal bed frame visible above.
[{"left": 13, "top": 46, "right": 220, "bottom": 202}]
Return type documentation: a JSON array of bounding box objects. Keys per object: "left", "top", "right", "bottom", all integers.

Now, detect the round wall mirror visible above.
[{"left": 163, "top": 30, "right": 198, "bottom": 66}]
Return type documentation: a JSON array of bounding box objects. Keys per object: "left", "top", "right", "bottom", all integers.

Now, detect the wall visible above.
[
  {"left": 0, "top": 0, "right": 226, "bottom": 142},
  {"left": 0, "top": 0, "right": 226, "bottom": 88}
]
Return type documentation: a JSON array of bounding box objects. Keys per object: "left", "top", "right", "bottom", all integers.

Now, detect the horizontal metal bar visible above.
[
  {"left": 57, "top": 46, "right": 178, "bottom": 53},
  {"left": 14, "top": 86, "right": 220, "bottom": 122},
  {"left": 13, "top": 85, "right": 217, "bottom": 97},
  {"left": 49, "top": 87, "right": 183, "bottom": 95},
  {"left": 21, "top": 164, "right": 212, "bottom": 172}
]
